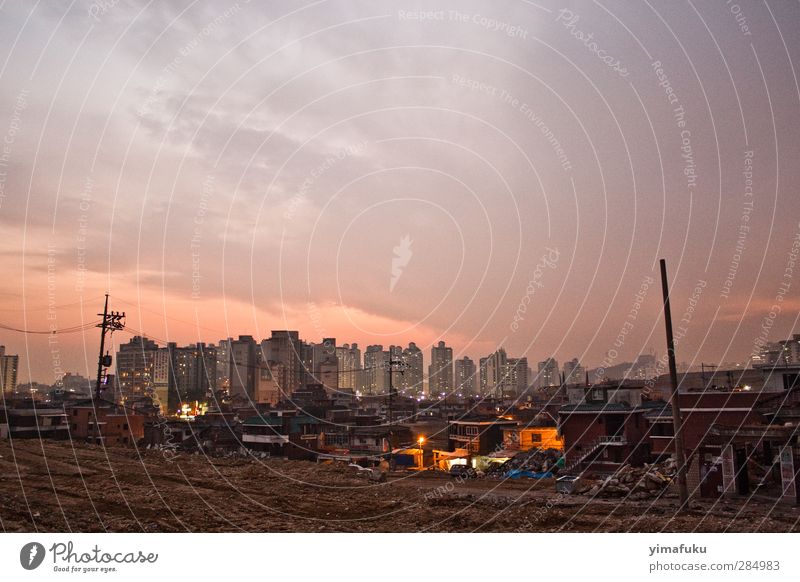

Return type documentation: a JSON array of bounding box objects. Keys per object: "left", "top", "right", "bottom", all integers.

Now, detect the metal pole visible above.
[
  {"left": 659, "top": 259, "right": 689, "bottom": 508},
  {"left": 95, "top": 294, "right": 109, "bottom": 399}
]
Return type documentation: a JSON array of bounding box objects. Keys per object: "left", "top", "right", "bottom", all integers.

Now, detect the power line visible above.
[
  {"left": 0, "top": 321, "right": 100, "bottom": 334},
  {"left": 0, "top": 295, "right": 104, "bottom": 312}
]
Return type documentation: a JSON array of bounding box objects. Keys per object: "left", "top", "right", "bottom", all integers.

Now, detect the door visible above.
[
  {"left": 699, "top": 455, "right": 723, "bottom": 498},
  {"left": 735, "top": 448, "right": 750, "bottom": 495}
]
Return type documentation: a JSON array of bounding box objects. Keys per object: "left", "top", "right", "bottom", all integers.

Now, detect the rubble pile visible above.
[
  {"left": 486, "top": 448, "right": 562, "bottom": 476},
  {"left": 572, "top": 458, "right": 677, "bottom": 499}
]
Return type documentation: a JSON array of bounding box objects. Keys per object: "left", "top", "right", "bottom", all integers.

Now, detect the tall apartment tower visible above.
[
  {"left": 309, "top": 338, "right": 338, "bottom": 394},
  {"left": 263, "top": 331, "right": 304, "bottom": 393},
  {"left": 401, "top": 342, "right": 424, "bottom": 397},
  {"left": 115, "top": 336, "right": 159, "bottom": 401},
  {"left": 505, "top": 357, "right": 529, "bottom": 398},
  {"left": 563, "top": 358, "right": 584, "bottom": 385},
  {"left": 537, "top": 357, "right": 560, "bottom": 388},
  {"left": 455, "top": 356, "right": 476, "bottom": 396},
  {"left": 336, "top": 343, "right": 362, "bottom": 392},
  {"left": 364, "top": 345, "right": 389, "bottom": 395},
  {"left": 215, "top": 339, "right": 232, "bottom": 392},
  {"left": 0, "top": 346, "right": 19, "bottom": 394},
  {"left": 155, "top": 342, "right": 217, "bottom": 411},
  {"left": 229, "top": 335, "right": 257, "bottom": 399},
  {"left": 482, "top": 348, "right": 508, "bottom": 398},
  {"left": 428, "top": 341, "right": 454, "bottom": 397}
]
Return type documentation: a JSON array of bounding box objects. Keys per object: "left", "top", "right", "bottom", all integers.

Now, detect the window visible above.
[
  {"left": 123, "top": 424, "right": 128, "bottom": 430},
  {"left": 465, "top": 426, "right": 479, "bottom": 436},
  {"left": 531, "top": 433, "right": 542, "bottom": 443}
]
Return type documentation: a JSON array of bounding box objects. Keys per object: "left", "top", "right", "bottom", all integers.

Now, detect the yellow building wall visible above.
[{"left": 505, "top": 427, "right": 564, "bottom": 451}]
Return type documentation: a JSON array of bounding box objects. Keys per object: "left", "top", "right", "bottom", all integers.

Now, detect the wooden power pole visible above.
[{"left": 659, "top": 259, "right": 689, "bottom": 508}]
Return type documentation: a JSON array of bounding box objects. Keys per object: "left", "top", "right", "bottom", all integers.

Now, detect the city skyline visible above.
[
  {"left": 4, "top": 319, "right": 781, "bottom": 396},
  {"left": 1, "top": 288, "right": 792, "bottom": 387}
]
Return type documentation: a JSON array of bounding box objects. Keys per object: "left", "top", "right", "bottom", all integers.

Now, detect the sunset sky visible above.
[{"left": 1, "top": 0, "right": 799, "bottom": 384}]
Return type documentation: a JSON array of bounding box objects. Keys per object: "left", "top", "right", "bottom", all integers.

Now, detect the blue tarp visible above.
[
  {"left": 393, "top": 454, "right": 415, "bottom": 466},
  {"left": 505, "top": 469, "right": 554, "bottom": 479}
]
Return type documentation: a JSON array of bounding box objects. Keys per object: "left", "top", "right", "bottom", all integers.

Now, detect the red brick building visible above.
[{"left": 67, "top": 401, "right": 145, "bottom": 446}]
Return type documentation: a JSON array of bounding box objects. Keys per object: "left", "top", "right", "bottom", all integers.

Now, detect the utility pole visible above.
[
  {"left": 659, "top": 259, "right": 689, "bottom": 508},
  {"left": 387, "top": 350, "right": 404, "bottom": 462},
  {"left": 387, "top": 350, "right": 405, "bottom": 424},
  {"left": 95, "top": 294, "right": 125, "bottom": 399}
]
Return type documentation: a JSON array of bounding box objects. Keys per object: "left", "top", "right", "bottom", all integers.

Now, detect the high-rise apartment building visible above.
[
  {"left": 336, "top": 343, "right": 362, "bottom": 392},
  {"left": 537, "top": 357, "right": 559, "bottom": 388},
  {"left": 480, "top": 348, "right": 506, "bottom": 397},
  {"left": 455, "top": 356, "right": 476, "bottom": 396},
  {"left": 401, "top": 342, "right": 424, "bottom": 396},
  {"left": 229, "top": 335, "right": 257, "bottom": 399},
  {"left": 0, "top": 346, "right": 19, "bottom": 394},
  {"left": 364, "top": 345, "right": 389, "bottom": 395},
  {"left": 563, "top": 358, "right": 585, "bottom": 385},
  {"left": 215, "top": 339, "right": 231, "bottom": 392},
  {"left": 153, "top": 342, "right": 216, "bottom": 412},
  {"left": 262, "top": 331, "right": 304, "bottom": 393},
  {"left": 428, "top": 341, "right": 454, "bottom": 397},
  {"left": 115, "top": 336, "right": 158, "bottom": 401},
  {"left": 760, "top": 334, "right": 800, "bottom": 366},
  {"left": 505, "top": 357, "right": 529, "bottom": 398},
  {"left": 481, "top": 348, "right": 525, "bottom": 398}
]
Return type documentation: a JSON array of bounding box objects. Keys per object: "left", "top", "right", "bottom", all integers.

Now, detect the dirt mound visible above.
[{"left": 1, "top": 440, "right": 796, "bottom": 532}]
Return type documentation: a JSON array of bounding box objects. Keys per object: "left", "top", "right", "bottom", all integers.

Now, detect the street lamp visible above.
[{"left": 418, "top": 436, "right": 425, "bottom": 470}]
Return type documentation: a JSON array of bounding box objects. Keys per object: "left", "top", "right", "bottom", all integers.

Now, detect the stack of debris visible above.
[
  {"left": 486, "top": 448, "right": 563, "bottom": 477},
  {"left": 571, "top": 458, "right": 676, "bottom": 499},
  {"left": 348, "top": 461, "right": 389, "bottom": 482}
]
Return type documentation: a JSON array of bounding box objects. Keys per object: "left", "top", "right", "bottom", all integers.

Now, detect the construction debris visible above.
[
  {"left": 485, "top": 448, "right": 563, "bottom": 477},
  {"left": 571, "top": 458, "right": 677, "bottom": 499}
]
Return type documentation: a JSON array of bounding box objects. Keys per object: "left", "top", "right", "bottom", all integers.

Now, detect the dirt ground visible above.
[{"left": 1, "top": 440, "right": 798, "bottom": 532}]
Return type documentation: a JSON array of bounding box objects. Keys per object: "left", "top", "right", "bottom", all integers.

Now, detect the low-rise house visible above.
[
  {"left": 693, "top": 388, "right": 800, "bottom": 502},
  {"left": 643, "top": 391, "right": 762, "bottom": 461},
  {"left": 758, "top": 362, "right": 800, "bottom": 392},
  {"left": 1, "top": 400, "right": 70, "bottom": 440},
  {"left": 502, "top": 423, "right": 564, "bottom": 451},
  {"left": 447, "top": 417, "right": 517, "bottom": 454},
  {"left": 241, "top": 414, "right": 290, "bottom": 454},
  {"left": 349, "top": 425, "right": 412, "bottom": 454},
  {"left": 67, "top": 401, "right": 145, "bottom": 445},
  {"left": 558, "top": 383, "right": 657, "bottom": 473}
]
